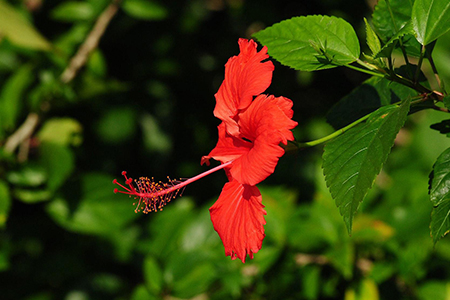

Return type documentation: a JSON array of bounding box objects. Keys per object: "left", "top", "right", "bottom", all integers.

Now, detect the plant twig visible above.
[
  {"left": 4, "top": 113, "right": 39, "bottom": 155},
  {"left": 60, "top": 0, "right": 122, "bottom": 83},
  {"left": 426, "top": 48, "right": 447, "bottom": 94}
]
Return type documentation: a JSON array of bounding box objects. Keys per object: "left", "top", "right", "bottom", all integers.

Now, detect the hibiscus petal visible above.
[
  {"left": 201, "top": 123, "right": 251, "bottom": 166},
  {"left": 239, "top": 95, "right": 297, "bottom": 145},
  {"left": 228, "top": 95, "right": 298, "bottom": 185},
  {"left": 209, "top": 180, "right": 266, "bottom": 263},
  {"left": 213, "top": 39, "right": 274, "bottom": 136},
  {"left": 230, "top": 133, "right": 286, "bottom": 186}
]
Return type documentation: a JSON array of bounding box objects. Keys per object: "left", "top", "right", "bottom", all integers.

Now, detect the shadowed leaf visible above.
[
  {"left": 323, "top": 98, "right": 411, "bottom": 233},
  {"left": 429, "top": 147, "right": 450, "bottom": 243}
]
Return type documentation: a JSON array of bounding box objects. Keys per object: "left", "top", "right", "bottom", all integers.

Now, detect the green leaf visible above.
[
  {"left": 253, "top": 15, "right": 360, "bottom": 71},
  {"left": 345, "top": 278, "right": 379, "bottom": 300},
  {"left": 326, "top": 240, "right": 354, "bottom": 279},
  {"left": 374, "top": 21, "right": 415, "bottom": 58},
  {"left": 141, "top": 113, "right": 172, "bottom": 153},
  {"left": 122, "top": 0, "right": 168, "bottom": 21},
  {"left": 430, "top": 147, "right": 450, "bottom": 207},
  {"left": 96, "top": 107, "right": 137, "bottom": 144},
  {"left": 143, "top": 256, "right": 163, "bottom": 294},
  {"left": 51, "top": 1, "right": 95, "bottom": 22},
  {"left": 326, "top": 76, "right": 416, "bottom": 129},
  {"left": 364, "top": 18, "right": 382, "bottom": 56},
  {"left": 165, "top": 251, "right": 217, "bottom": 298},
  {"left": 323, "top": 98, "right": 411, "bottom": 233},
  {"left": 38, "top": 118, "right": 83, "bottom": 147},
  {"left": 418, "top": 281, "right": 450, "bottom": 300},
  {"left": 412, "top": 0, "right": 450, "bottom": 45},
  {"left": 0, "top": 0, "right": 52, "bottom": 50},
  {"left": 13, "top": 188, "right": 52, "bottom": 203},
  {"left": 372, "top": 0, "right": 421, "bottom": 57},
  {"left": 0, "top": 65, "right": 34, "bottom": 131},
  {"left": 372, "top": 0, "right": 414, "bottom": 42},
  {"left": 145, "top": 198, "right": 195, "bottom": 258},
  {"left": 0, "top": 180, "right": 11, "bottom": 228},
  {"left": 7, "top": 165, "right": 47, "bottom": 187},
  {"left": 429, "top": 147, "right": 450, "bottom": 243},
  {"left": 130, "top": 285, "right": 159, "bottom": 300},
  {"left": 40, "top": 142, "right": 75, "bottom": 191},
  {"left": 46, "top": 173, "right": 139, "bottom": 235}
]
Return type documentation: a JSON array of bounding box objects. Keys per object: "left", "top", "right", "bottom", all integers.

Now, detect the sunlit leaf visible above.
[
  {"left": 7, "top": 165, "right": 47, "bottom": 187},
  {"left": 51, "top": 1, "right": 95, "bottom": 22},
  {"left": 0, "top": 0, "right": 51, "bottom": 50},
  {"left": 429, "top": 147, "right": 450, "bottom": 243},
  {"left": 130, "top": 285, "right": 159, "bottom": 300},
  {"left": 38, "top": 118, "right": 83, "bottom": 147},
  {"left": 345, "top": 278, "right": 379, "bottom": 300},
  {"left": 13, "top": 188, "right": 52, "bottom": 203},
  {"left": 323, "top": 98, "right": 411, "bottom": 233},
  {"left": 352, "top": 215, "right": 394, "bottom": 243},
  {"left": 122, "top": 0, "right": 168, "bottom": 21},
  {"left": 418, "top": 281, "right": 450, "bottom": 300},
  {"left": 412, "top": 0, "right": 450, "bottom": 45},
  {"left": 254, "top": 15, "right": 360, "bottom": 71},
  {"left": 364, "top": 18, "right": 382, "bottom": 56}
]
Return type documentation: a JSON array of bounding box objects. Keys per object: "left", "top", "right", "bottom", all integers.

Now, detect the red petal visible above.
[
  {"left": 239, "top": 95, "right": 297, "bottom": 145},
  {"left": 228, "top": 95, "right": 298, "bottom": 185},
  {"left": 201, "top": 123, "right": 251, "bottom": 165},
  {"left": 229, "top": 133, "right": 286, "bottom": 186},
  {"left": 210, "top": 180, "right": 266, "bottom": 263},
  {"left": 213, "top": 39, "right": 274, "bottom": 136}
]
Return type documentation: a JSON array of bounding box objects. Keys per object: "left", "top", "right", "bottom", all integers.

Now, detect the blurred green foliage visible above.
[{"left": 1, "top": 0, "right": 450, "bottom": 299}]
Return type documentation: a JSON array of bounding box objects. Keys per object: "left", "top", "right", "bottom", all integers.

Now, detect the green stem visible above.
[
  {"left": 414, "top": 45, "right": 425, "bottom": 84},
  {"left": 295, "top": 113, "right": 371, "bottom": 149},
  {"left": 344, "top": 64, "right": 384, "bottom": 77},
  {"left": 291, "top": 94, "right": 442, "bottom": 151}
]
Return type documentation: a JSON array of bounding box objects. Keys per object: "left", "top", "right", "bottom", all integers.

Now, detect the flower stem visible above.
[{"left": 294, "top": 113, "right": 371, "bottom": 149}]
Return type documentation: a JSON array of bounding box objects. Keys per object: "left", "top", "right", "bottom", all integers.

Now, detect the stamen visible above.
[{"left": 113, "top": 160, "right": 232, "bottom": 213}]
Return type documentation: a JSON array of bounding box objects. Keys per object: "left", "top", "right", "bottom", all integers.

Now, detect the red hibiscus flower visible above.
[
  {"left": 113, "top": 39, "right": 297, "bottom": 263},
  {"left": 202, "top": 93, "right": 297, "bottom": 262}
]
